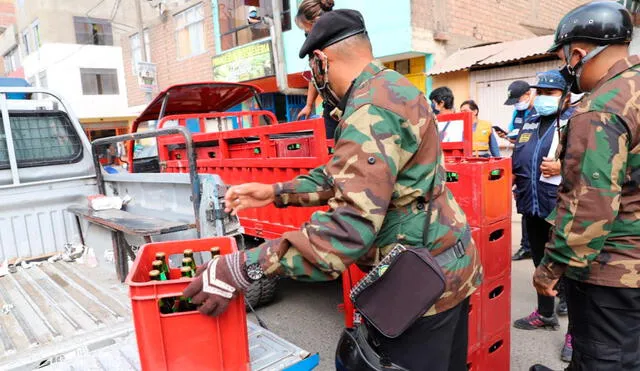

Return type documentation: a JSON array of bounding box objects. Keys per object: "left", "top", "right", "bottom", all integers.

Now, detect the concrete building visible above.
[
  {"left": 122, "top": 0, "right": 217, "bottom": 108},
  {"left": 0, "top": 0, "right": 156, "bottom": 143}
]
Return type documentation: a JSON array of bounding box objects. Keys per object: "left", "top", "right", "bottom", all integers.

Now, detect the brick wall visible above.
[
  {"left": 413, "top": 0, "right": 592, "bottom": 54},
  {"left": 0, "top": 0, "right": 15, "bottom": 28},
  {"left": 123, "top": 1, "right": 216, "bottom": 107}
]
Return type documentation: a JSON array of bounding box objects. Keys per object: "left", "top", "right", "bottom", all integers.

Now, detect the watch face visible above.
[{"left": 247, "top": 263, "right": 264, "bottom": 281}]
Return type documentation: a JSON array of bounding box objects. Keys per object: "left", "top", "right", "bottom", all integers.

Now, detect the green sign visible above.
[{"left": 212, "top": 41, "right": 275, "bottom": 82}]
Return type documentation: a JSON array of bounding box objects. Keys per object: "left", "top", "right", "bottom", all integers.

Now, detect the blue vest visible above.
[
  {"left": 508, "top": 107, "right": 536, "bottom": 132},
  {"left": 512, "top": 110, "right": 571, "bottom": 218}
]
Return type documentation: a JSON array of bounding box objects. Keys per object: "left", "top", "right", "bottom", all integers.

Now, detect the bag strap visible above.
[{"left": 422, "top": 120, "right": 441, "bottom": 247}]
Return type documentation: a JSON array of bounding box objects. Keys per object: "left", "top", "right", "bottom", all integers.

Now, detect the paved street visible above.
[{"left": 249, "top": 212, "right": 570, "bottom": 371}]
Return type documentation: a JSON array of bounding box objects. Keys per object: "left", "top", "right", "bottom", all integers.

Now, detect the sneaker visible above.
[
  {"left": 512, "top": 247, "right": 532, "bottom": 261},
  {"left": 514, "top": 310, "right": 560, "bottom": 330},
  {"left": 561, "top": 333, "right": 573, "bottom": 362},
  {"left": 529, "top": 365, "right": 555, "bottom": 371},
  {"left": 556, "top": 297, "right": 568, "bottom": 316}
]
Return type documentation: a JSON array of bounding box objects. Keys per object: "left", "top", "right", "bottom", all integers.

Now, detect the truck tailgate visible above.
[
  {"left": 0, "top": 261, "right": 132, "bottom": 370},
  {"left": 0, "top": 261, "right": 316, "bottom": 370}
]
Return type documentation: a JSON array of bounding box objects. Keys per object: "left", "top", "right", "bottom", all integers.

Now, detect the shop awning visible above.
[{"left": 429, "top": 35, "right": 556, "bottom": 75}]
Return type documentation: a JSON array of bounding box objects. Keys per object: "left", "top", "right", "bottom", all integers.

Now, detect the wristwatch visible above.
[{"left": 244, "top": 262, "right": 264, "bottom": 282}]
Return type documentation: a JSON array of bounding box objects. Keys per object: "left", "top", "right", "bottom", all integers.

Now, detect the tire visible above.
[{"left": 245, "top": 276, "right": 278, "bottom": 310}]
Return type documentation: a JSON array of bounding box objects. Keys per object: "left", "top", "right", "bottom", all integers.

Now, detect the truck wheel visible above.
[{"left": 245, "top": 277, "right": 278, "bottom": 310}]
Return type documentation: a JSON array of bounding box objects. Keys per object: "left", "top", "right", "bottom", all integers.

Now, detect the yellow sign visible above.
[{"left": 212, "top": 41, "right": 274, "bottom": 82}]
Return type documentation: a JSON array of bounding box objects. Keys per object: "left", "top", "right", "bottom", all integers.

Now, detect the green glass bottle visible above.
[{"left": 149, "top": 270, "right": 173, "bottom": 314}]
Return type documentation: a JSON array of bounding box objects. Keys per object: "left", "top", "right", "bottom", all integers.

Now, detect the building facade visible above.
[
  {"left": 120, "top": 0, "right": 590, "bottom": 122},
  {"left": 0, "top": 0, "right": 157, "bottom": 143}
]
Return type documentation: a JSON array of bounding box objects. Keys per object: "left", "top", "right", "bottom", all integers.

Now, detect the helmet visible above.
[{"left": 548, "top": 1, "right": 633, "bottom": 53}]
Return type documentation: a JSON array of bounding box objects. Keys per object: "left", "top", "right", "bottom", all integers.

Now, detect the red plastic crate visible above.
[
  {"left": 481, "top": 274, "right": 511, "bottom": 342},
  {"left": 228, "top": 141, "right": 277, "bottom": 159},
  {"left": 480, "top": 325, "right": 510, "bottom": 371},
  {"left": 126, "top": 237, "right": 250, "bottom": 371},
  {"left": 468, "top": 290, "right": 482, "bottom": 353},
  {"left": 196, "top": 145, "right": 220, "bottom": 160},
  {"left": 341, "top": 264, "right": 367, "bottom": 328},
  {"left": 478, "top": 219, "right": 512, "bottom": 281},
  {"left": 275, "top": 137, "right": 312, "bottom": 157},
  {"left": 445, "top": 157, "right": 512, "bottom": 227}
]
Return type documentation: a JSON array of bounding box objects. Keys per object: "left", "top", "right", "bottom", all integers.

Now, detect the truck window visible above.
[
  {"left": 0, "top": 110, "right": 83, "bottom": 169},
  {"left": 133, "top": 121, "right": 158, "bottom": 159}
]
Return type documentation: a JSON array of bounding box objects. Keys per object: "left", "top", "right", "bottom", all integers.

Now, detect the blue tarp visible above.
[{"left": 0, "top": 77, "right": 31, "bottom": 99}]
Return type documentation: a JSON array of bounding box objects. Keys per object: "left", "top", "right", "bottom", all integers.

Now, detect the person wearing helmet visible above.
[{"left": 531, "top": 2, "right": 640, "bottom": 371}]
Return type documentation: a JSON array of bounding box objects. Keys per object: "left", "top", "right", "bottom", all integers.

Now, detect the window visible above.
[
  {"left": 73, "top": 17, "right": 114, "bottom": 46},
  {"left": 80, "top": 68, "right": 119, "bottom": 95},
  {"left": 175, "top": 4, "right": 205, "bottom": 59},
  {"left": 32, "top": 21, "right": 41, "bottom": 51},
  {"left": 130, "top": 30, "right": 151, "bottom": 72},
  {"left": 38, "top": 71, "right": 47, "bottom": 88},
  {"left": 0, "top": 111, "right": 83, "bottom": 170},
  {"left": 394, "top": 60, "right": 410, "bottom": 75},
  {"left": 218, "top": 0, "right": 290, "bottom": 51},
  {"left": 21, "top": 30, "right": 31, "bottom": 55},
  {"left": 4, "top": 47, "right": 20, "bottom": 73}
]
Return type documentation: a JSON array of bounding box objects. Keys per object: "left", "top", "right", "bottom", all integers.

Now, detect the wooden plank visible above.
[{"left": 67, "top": 206, "right": 192, "bottom": 236}]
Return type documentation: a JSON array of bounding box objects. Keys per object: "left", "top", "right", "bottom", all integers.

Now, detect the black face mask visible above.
[
  {"left": 560, "top": 44, "right": 609, "bottom": 94},
  {"left": 310, "top": 52, "right": 341, "bottom": 108},
  {"left": 431, "top": 102, "right": 440, "bottom": 115},
  {"left": 559, "top": 65, "right": 583, "bottom": 95}
]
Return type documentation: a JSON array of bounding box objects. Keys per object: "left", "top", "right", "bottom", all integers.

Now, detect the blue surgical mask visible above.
[
  {"left": 533, "top": 95, "right": 560, "bottom": 116},
  {"left": 514, "top": 100, "right": 529, "bottom": 111}
]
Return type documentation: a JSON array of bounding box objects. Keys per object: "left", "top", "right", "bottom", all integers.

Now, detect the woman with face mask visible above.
[
  {"left": 294, "top": 0, "right": 337, "bottom": 138},
  {"left": 511, "top": 69, "right": 575, "bottom": 362}
]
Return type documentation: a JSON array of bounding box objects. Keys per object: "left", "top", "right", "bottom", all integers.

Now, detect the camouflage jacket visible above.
[
  {"left": 245, "top": 61, "right": 483, "bottom": 314},
  {"left": 540, "top": 55, "right": 640, "bottom": 288}
]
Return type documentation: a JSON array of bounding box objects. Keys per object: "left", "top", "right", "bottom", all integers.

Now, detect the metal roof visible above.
[{"left": 429, "top": 35, "right": 556, "bottom": 75}]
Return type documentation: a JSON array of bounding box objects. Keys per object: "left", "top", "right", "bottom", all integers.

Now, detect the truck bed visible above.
[{"left": 0, "top": 261, "right": 316, "bottom": 370}]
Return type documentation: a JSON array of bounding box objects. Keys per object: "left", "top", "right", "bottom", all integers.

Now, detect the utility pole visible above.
[{"left": 134, "top": 0, "right": 153, "bottom": 103}]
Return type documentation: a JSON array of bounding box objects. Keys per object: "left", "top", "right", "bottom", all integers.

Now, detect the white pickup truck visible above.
[{"left": 0, "top": 86, "right": 318, "bottom": 370}]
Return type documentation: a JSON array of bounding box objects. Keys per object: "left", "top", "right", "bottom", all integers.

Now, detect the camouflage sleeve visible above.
[
  {"left": 272, "top": 166, "right": 334, "bottom": 208},
  {"left": 245, "top": 104, "right": 423, "bottom": 281},
  {"left": 540, "top": 111, "right": 629, "bottom": 279}
]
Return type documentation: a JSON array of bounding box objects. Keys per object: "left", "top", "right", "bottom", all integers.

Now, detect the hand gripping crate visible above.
[{"left": 126, "top": 237, "right": 250, "bottom": 371}]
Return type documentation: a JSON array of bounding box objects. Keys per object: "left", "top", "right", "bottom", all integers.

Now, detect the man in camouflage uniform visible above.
[
  {"left": 532, "top": 2, "right": 640, "bottom": 370},
  {"left": 185, "top": 9, "right": 482, "bottom": 370}
]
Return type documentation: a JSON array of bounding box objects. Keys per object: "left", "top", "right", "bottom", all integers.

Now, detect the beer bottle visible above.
[
  {"left": 155, "top": 252, "right": 170, "bottom": 277},
  {"left": 182, "top": 257, "right": 197, "bottom": 273},
  {"left": 152, "top": 260, "right": 168, "bottom": 280},
  {"left": 181, "top": 266, "right": 195, "bottom": 278},
  {"left": 210, "top": 247, "right": 220, "bottom": 259},
  {"left": 172, "top": 266, "right": 196, "bottom": 312},
  {"left": 149, "top": 270, "right": 172, "bottom": 314}
]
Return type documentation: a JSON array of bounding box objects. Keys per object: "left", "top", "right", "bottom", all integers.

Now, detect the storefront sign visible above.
[{"left": 212, "top": 41, "right": 274, "bottom": 82}]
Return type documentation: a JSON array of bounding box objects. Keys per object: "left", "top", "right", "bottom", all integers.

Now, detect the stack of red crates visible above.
[{"left": 445, "top": 157, "right": 512, "bottom": 371}]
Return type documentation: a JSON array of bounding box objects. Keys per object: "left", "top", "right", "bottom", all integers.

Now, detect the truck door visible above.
[{"left": 0, "top": 89, "right": 97, "bottom": 261}]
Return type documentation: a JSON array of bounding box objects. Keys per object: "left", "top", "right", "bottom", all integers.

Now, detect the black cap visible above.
[
  {"left": 504, "top": 80, "right": 530, "bottom": 105},
  {"left": 548, "top": 1, "right": 633, "bottom": 53},
  {"left": 299, "top": 9, "right": 366, "bottom": 58}
]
